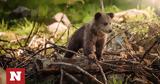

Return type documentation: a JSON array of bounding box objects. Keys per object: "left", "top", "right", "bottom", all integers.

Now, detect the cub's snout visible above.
[{"left": 108, "top": 29, "right": 112, "bottom": 33}]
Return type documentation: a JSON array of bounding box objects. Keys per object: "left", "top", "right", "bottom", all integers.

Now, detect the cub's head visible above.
[{"left": 94, "top": 12, "right": 114, "bottom": 33}]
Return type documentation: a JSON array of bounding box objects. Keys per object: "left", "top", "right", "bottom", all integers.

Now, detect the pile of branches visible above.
[{"left": 0, "top": 39, "right": 160, "bottom": 84}]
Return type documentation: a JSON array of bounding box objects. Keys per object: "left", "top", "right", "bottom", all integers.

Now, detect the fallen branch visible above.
[
  {"left": 140, "top": 37, "right": 159, "bottom": 63},
  {"left": 63, "top": 70, "right": 83, "bottom": 84},
  {"left": 96, "top": 61, "right": 107, "bottom": 84},
  {"left": 48, "top": 62, "right": 103, "bottom": 84}
]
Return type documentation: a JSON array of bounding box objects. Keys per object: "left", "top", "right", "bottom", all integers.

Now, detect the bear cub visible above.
[{"left": 64, "top": 12, "right": 114, "bottom": 60}]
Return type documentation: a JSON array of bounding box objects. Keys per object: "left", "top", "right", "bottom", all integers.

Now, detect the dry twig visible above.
[
  {"left": 63, "top": 70, "right": 83, "bottom": 84},
  {"left": 51, "top": 62, "right": 103, "bottom": 84}
]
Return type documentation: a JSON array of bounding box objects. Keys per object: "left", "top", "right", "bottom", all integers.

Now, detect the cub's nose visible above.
[{"left": 108, "top": 29, "right": 112, "bottom": 33}]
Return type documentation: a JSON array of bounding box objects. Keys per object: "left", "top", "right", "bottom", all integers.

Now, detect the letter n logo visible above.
[{"left": 6, "top": 68, "right": 25, "bottom": 84}]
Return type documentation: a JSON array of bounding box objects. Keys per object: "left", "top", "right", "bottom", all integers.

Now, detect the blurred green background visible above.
[{"left": 0, "top": 0, "right": 159, "bottom": 23}]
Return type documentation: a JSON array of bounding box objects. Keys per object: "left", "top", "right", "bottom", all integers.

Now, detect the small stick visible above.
[
  {"left": 60, "top": 68, "right": 64, "bottom": 84},
  {"left": 100, "top": 0, "right": 105, "bottom": 12},
  {"left": 24, "top": 21, "right": 36, "bottom": 47},
  {"left": 63, "top": 70, "right": 83, "bottom": 84},
  {"left": 15, "top": 35, "right": 23, "bottom": 47},
  {"left": 52, "top": 62, "right": 103, "bottom": 84},
  {"left": 0, "top": 45, "right": 14, "bottom": 58},
  {"left": 53, "top": 4, "right": 68, "bottom": 38},
  {"left": 55, "top": 30, "right": 67, "bottom": 44},
  {"left": 156, "top": 44, "right": 160, "bottom": 56},
  {"left": 0, "top": 39, "right": 9, "bottom": 43},
  {"left": 96, "top": 61, "right": 107, "bottom": 84},
  {"left": 53, "top": 13, "right": 64, "bottom": 37},
  {"left": 47, "top": 41, "right": 80, "bottom": 56},
  {"left": 140, "top": 39, "right": 158, "bottom": 63}
]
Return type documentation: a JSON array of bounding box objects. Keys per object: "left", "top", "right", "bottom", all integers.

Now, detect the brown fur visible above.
[{"left": 64, "top": 12, "right": 114, "bottom": 60}]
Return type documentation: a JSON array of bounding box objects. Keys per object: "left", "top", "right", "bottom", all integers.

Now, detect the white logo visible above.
[{"left": 10, "top": 71, "right": 22, "bottom": 81}]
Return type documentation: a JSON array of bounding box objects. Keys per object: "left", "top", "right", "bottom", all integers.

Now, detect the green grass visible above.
[
  {"left": 108, "top": 75, "right": 123, "bottom": 84},
  {"left": 0, "top": 19, "right": 8, "bottom": 31}
]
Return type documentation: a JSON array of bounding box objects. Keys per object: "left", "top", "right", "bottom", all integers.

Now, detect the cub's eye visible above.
[{"left": 103, "top": 22, "right": 108, "bottom": 26}]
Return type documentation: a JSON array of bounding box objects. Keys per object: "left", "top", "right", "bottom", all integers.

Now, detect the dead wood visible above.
[{"left": 35, "top": 58, "right": 160, "bottom": 83}]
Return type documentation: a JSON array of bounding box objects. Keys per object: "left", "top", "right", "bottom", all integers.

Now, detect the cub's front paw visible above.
[{"left": 88, "top": 54, "right": 97, "bottom": 62}]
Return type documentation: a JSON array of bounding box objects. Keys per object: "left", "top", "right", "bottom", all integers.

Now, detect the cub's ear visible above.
[
  {"left": 95, "top": 12, "right": 102, "bottom": 20},
  {"left": 107, "top": 13, "right": 114, "bottom": 19}
]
